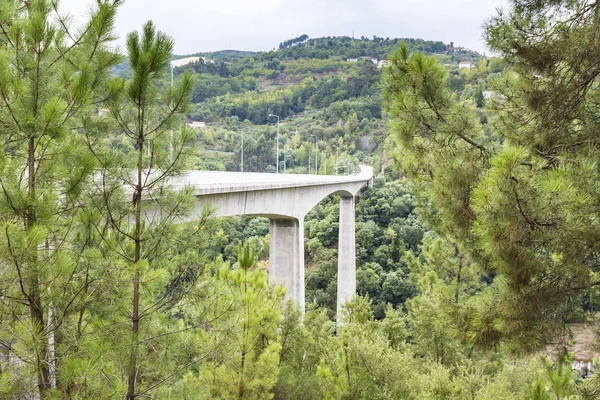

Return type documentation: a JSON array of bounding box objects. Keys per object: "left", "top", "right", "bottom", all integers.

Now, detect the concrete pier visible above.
[
  {"left": 337, "top": 195, "right": 357, "bottom": 318},
  {"left": 269, "top": 218, "right": 304, "bottom": 311}
]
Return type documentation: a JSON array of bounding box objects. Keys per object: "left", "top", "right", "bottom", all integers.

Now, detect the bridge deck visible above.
[{"left": 172, "top": 165, "right": 373, "bottom": 195}]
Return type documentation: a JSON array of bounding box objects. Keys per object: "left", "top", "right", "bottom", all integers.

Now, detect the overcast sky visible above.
[{"left": 58, "top": 0, "right": 510, "bottom": 55}]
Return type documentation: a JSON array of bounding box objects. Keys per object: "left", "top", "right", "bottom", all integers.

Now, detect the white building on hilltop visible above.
[
  {"left": 171, "top": 57, "right": 214, "bottom": 68},
  {"left": 187, "top": 121, "right": 207, "bottom": 129}
]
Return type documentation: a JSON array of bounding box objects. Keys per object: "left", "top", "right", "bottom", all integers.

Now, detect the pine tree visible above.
[
  {"left": 384, "top": 1, "right": 600, "bottom": 348},
  {"left": 83, "top": 20, "right": 198, "bottom": 399},
  {"left": 474, "top": 88, "right": 485, "bottom": 108},
  {"left": 195, "top": 243, "right": 285, "bottom": 400},
  {"left": 0, "top": 1, "right": 122, "bottom": 397}
]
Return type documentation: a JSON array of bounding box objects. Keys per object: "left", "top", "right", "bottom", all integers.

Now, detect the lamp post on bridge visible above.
[
  {"left": 332, "top": 145, "right": 339, "bottom": 175},
  {"left": 268, "top": 114, "right": 280, "bottom": 173}
]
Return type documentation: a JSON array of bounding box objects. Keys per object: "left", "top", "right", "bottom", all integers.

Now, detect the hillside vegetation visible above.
[{"left": 175, "top": 35, "right": 493, "bottom": 176}]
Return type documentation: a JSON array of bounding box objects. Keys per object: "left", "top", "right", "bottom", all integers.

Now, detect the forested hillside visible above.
[
  {"left": 173, "top": 33, "right": 505, "bottom": 320},
  {"left": 173, "top": 34, "right": 494, "bottom": 177}
]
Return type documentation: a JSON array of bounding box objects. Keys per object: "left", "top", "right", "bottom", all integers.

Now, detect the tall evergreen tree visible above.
[
  {"left": 194, "top": 243, "right": 284, "bottom": 400},
  {"left": 84, "top": 20, "right": 197, "bottom": 399},
  {"left": 0, "top": 1, "right": 121, "bottom": 397},
  {"left": 384, "top": 0, "right": 600, "bottom": 349}
]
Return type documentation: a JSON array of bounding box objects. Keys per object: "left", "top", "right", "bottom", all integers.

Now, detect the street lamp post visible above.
[
  {"left": 240, "top": 128, "right": 247, "bottom": 172},
  {"left": 315, "top": 139, "right": 318, "bottom": 174},
  {"left": 310, "top": 135, "right": 318, "bottom": 175},
  {"left": 268, "top": 114, "right": 280, "bottom": 173},
  {"left": 332, "top": 145, "right": 339, "bottom": 175},
  {"left": 308, "top": 146, "right": 311, "bottom": 174}
]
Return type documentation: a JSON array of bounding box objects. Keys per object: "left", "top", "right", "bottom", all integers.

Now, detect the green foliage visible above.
[
  {"left": 304, "top": 180, "right": 424, "bottom": 317},
  {"left": 168, "top": 29, "right": 494, "bottom": 178},
  {"left": 262, "top": 35, "right": 452, "bottom": 61},
  {"left": 82, "top": 19, "right": 200, "bottom": 399},
  {"left": 384, "top": 25, "right": 600, "bottom": 348},
  {"left": 238, "top": 241, "right": 256, "bottom": 270},
  {"left": 305, "top": 295, "right": 541, "bottom": 400},
  {"left": 192, "top": 74, "right": 249, "bottom": 103},
  {"left": 1, "top": 4, "right": 595, "bottom": 398},
  {"left": 279, "top": 34, "right": 309, "bottom": 50},
  {"left": 182, "top": 36, "right": 457, "bottom": 133},
  {"left": 194, "top": 245, "right": 285, "bottom": 400},
  {"left": 179, "top": 57, "right": 230, "bottom": 77},
  {"left": 0, "top": 1, "right": 122, "bottom": 397},
  {"left": 474, "top": 87, "right": 485, "bottom": 108},
  {"left": 524, "top": 358, "right": 576, "bottom": 400}
]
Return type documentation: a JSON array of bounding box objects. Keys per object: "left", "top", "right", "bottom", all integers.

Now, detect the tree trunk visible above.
[
  {"left": 454, "top": 256, "right": 463, "bottom": 306},
  {"left": 127, "top": 137, "right": 144, "bottom": 400},
  {"left": 30, "top": 287, "right": 51, "bottom": 398},
  {"left": 27, "top": 138, "right": 51, "bottom": 398},
  {"left": 237, "top": 348, "right": 246, "bottom": 399}
]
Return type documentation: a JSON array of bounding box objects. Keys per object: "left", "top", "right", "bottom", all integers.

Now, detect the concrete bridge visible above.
[{"left": 168, "top": 165, "right": 374, "bottom": 313}]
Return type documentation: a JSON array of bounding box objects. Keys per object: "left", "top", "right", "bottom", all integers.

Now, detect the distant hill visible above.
[
  {"left": 171, "top": 34, "right": 491, "bottom": 128},
  {"left": 256, "top": 35, "right": 481, "bottom": 62},
  {"left": 178, "top": 50, "right": 258, "bottom": 61},
  {"left": 115, "top": 35, "right": 482, "bottom": 80},
  {"left": 177, "top": 36, "right": 481, "bottom": 64}
]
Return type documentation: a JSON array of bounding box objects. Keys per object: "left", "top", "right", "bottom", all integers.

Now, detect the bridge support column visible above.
[
  {"left": 337, "top": 195, "right": 356, "bottom": 321},
  {"left": 269, "top": 217, "right": 305, "bottom": 312}
]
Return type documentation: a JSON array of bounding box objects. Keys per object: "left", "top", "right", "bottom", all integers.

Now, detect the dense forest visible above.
[{"left": 2, "top": 0, "right": 600, "bottom": 399}]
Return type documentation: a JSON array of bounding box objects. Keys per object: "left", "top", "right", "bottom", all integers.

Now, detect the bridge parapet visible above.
[{"left": 171, "top": 165, "right": 373, "bottom": 197}]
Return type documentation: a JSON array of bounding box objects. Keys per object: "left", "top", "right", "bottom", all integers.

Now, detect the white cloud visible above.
[{"left": 57, "top": 0, "right": 509, "bottom": 55}]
